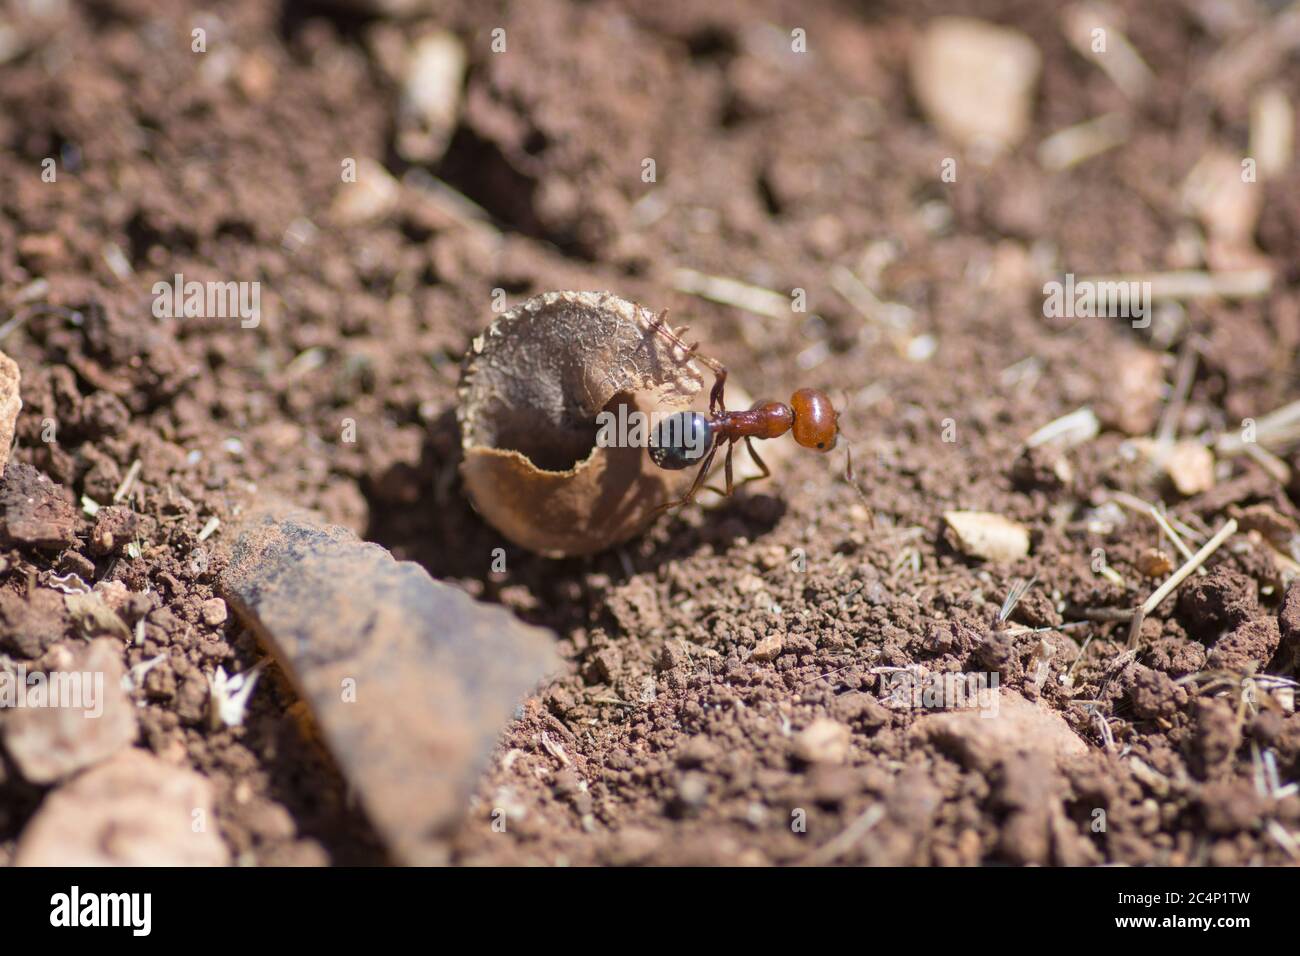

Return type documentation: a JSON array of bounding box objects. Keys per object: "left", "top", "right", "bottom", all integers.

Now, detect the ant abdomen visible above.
[{"left": 650, "top": 411, "right": 714, "bottom": 470}]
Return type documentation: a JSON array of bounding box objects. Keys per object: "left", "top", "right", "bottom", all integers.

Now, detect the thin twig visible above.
[
  {"left": 1155, "top": 335, "right": 1200, "bottom": 449},
  {"left": 670, "top": 268, "right": 789, "bottom": 320},
  {"left": 113, "top": 459, "right": 142, "bottom": 504},
  {"left": 1038, "top": 113, "right": 1130, "bottom": 171},
  {"left": 1150, "top": 503, "right": 1206, "bottom": 578},
  {"left": 1064, "top": 634, "right": 1095, "bottom": 685},
  {"left": 998, "top": 575, "right": 1038, "bottom": 623},
  {"left": 1078, "top": 606, "right": 1135, "bottom": 622},
  {"left": 1241, "top": 440, "right": 1292, "bottom": 484},
  {"left": 1062, "top": 3, "right": 1155, "bottom": 99},
  {"left": 1109, "top": 491, "right": 1203, "bottom": 573},
  {"left": 1140, "top": 519, "right": 1237, "bottom": 615},
  {"left": 1128, "top": 519, "right": 1238, "bottom": 648},
  {"left": 828, "top": 265, "right": 915, "bottom": 332},
  {"left": 1217, "top": 398, "right": 1300, "bottom": 456},
  {"left": 800, "top": 803, "right": 886, "bottom": 866},
  {"left": 1077, "top": 269, "right": 1271, "bottom": 302}
]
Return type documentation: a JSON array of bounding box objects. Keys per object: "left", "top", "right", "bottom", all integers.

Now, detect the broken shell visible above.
[{"left": 458, "top": 291, "right": 710, "bottom": 558}]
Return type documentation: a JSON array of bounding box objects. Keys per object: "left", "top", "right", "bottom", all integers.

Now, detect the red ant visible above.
[{"left": 645, "top": 314, "right": 850, "bottom": 513}]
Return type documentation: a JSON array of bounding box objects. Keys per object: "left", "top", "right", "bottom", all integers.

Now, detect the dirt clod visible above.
[
  {"left": 1275, "top": 580, "right": 1300, "bottom": 674},
  {"left": 14, "top": 748, "right": 228, "bottom": 866},
  {"left": 1126, "top": 665, "right": 1187, "bottom": 720},
  {"left": 1207, "top": 616, "right": 1280, "bottom": 674},
  {"left": 0, "top": 463, "right": 77, "bottom": 550},
  {"left": 200, "top": 597, "right": 228, "bottom": 628},
  {"left": 0, "top": 589, "right": 70, "bottom": 659},
  {"left": 1, "top": 638, "right": 137, "bottom": 784},
  {"left": 1178, "top": 567, "right": 1259, "bottom": 640},
  {"left": 89, "top": 505, "right": 139, "bottom": 556},
  {"left": 912, "top": 690, "right": 1088, "bottom": 773}
]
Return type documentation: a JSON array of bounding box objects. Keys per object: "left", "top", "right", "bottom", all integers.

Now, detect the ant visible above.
[{"left": 644, "top": 313, "right": 849, "bottom": 513}]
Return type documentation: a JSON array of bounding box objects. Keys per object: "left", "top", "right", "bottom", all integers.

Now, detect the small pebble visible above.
[
  {"left": 792, "top": 718, "right": 852, "bottom": 765},
  {"left": 201, "top": 597, "right": 228, "bottom": 627},
  {"left": 910, "top": 17, "right": 1041, "bottom": 153},
  {"left": 751, "top": 633, "right": 784, "bottom": 662},
  {"left": 677, "top": 771, "right": 709, "bottom": 807}
]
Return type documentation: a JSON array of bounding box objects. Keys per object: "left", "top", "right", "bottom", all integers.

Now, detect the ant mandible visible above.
[{"left": 645, "top": 313, "right": 846, "bottom": 513}]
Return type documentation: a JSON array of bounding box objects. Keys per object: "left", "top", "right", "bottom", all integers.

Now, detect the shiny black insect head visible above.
[{"left": 649, "top": 411, "right": 713, "bottom": 470}]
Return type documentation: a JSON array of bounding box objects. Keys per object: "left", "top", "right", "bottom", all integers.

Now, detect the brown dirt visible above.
[{"left": 1, "top": 0, "right": 1300, "bottom": 866}]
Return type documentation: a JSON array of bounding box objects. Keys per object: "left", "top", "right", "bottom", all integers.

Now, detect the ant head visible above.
[{"left": 790, "top": 388, "right": 838, "bottom": 452}]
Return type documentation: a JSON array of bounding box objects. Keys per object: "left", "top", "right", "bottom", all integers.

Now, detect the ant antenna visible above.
[
  {"left": 839, "top": 433, "right": 873, "bottom": 523},
  {"left": 832, "top": 390, "right": 873, "bottom": 525}
]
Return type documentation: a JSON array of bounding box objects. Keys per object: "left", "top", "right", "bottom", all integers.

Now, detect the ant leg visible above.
[
  {"left": 706, "top": 439, "right": 772, "bottom": 498},
  {"left": 717, "top": 434, "right": 774, "bottom": 494},
  {"left": 647, "top": 310, "right": 728, "bottom": 413},
  {"left": 646, "top": 307, "right": 674, "bottom": 342},
  {"left": 703, "top": 440, "right": 736, "bottom": 497},
  {"left": 708, "top": 366, "right": 728, "bottom": 416},
  {"left": 653, "top": 443, "right": 719, "bottom": 516},
  {"left": 735, "top": 437, "right": 771, "bottom": 488},
  {"left": 649, "top": 310, "right": 704, "bottom": 364}
]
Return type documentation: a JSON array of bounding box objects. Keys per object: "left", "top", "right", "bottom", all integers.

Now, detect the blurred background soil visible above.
[{"left": 2, "top": 0, "right": 1300, "bottom": 865}]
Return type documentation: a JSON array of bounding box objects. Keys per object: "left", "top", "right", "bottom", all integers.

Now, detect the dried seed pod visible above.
[
  {"left": 1136, "top": 548, "right": 1174, "bottom": 579},
  {"left": 458, "top": 291, "right": 709, "bottom": 557}
]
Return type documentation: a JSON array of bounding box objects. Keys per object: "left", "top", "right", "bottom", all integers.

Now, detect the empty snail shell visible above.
[{"left": 457, "top": 290, "right": 712, "bottom": 558}]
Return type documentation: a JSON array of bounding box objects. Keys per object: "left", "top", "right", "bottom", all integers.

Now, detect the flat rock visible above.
[
  {"left": 909, "top": 689, "right": 1088, "bottom": 771},
  {"left": 1, "top": 638, "right": 138, "bottom": 783},
  {"left": 14, "top": 748, "right": 228, "bottom": 866},
  {"left": 0, "top": 349, "right": 18, "bottom": 478},
  {"left": 218, "top": 507, "right": 559, "bottom": 864},
  {"left": 944, "top": 510, "right": 1031, "bottom": 562},
  {"left": 0, "top": 461, "right": 78, "bottom": 550}
]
